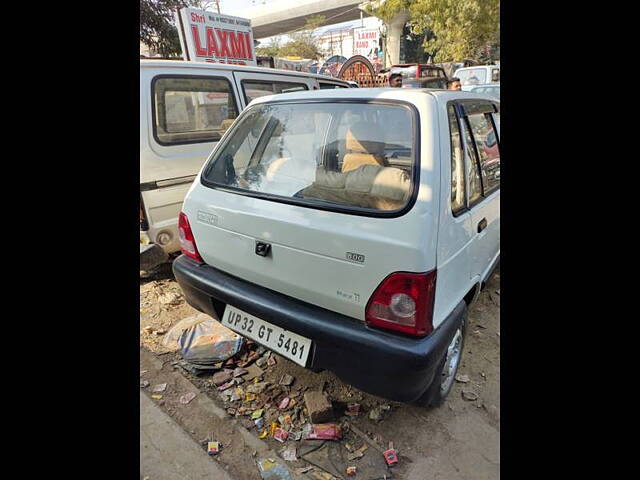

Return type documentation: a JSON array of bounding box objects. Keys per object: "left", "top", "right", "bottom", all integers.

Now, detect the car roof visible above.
[
  {"left": 455, "top": 65, "right": 499, "bottom": 70},
  {"left": 393, "top": 64, "right": 443, "bottom": 68},
  {"left": 471, "top": 84, "right": 500, "bottom": 88},
  {"left": 139, "top": 59, "right": 348, "bottom": 83},
  {"left": 246, "top": 87, "right": 499, "bottom": 106}
]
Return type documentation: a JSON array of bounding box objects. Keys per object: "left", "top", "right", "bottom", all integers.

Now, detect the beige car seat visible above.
[
  {"left": 341, "top": 123, "right": 388, "bottom": 173},
  {"left": 301, "top": 164, "right": 411, "bottom": 211}
]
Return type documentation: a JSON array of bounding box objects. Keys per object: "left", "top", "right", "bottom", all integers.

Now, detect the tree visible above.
[
  {"left": 364, "top": 0, "right": 500, "bottom": 63},
  {"left": 256, "top": 36, "right": 284, "bottom": 58},
  {"left": 401, "top": 25, "right": 434, "bottom": 64},
  {"left": 140, "top": 0, "right": 193, "bottom": 57},
  {"left": 279, "top": 15, "right": 326, "bottom": 60},
  {"left": 410, "top": 0, "right": 499, "bottom": 62},
  {"left": 190, "top": 1, "right": 219, "bottom": 11}
]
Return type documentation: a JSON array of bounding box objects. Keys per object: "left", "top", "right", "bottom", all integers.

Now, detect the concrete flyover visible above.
[{"left": 235, "top": 0, "right": 371, "bottom": 39}]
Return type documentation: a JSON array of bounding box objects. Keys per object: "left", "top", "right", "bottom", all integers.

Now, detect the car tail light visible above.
[
  {"left": 178, "top": 212, "right": 203, "bottom": 263},
  {"left": 365, "top": 270, "right": 437, "bottom": 337}
]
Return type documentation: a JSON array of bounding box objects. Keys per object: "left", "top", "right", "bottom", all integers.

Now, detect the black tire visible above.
[{"left": 414, "top": 308, "right": 468, "bottom": 408}]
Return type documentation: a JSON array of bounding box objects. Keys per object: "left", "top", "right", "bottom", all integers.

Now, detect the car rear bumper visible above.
[{"left": 173, "top": 255, "right": 465, "bottom": 403}]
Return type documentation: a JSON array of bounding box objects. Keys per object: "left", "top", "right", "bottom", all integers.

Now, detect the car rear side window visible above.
[
  {"left": 448, "top": 105, "right": 466, "bottom": 215},
  {"left": 467, "top": 113, "right": 500, "bottom": 194},
  {"left": 202, "top": 101, "right": 416, "bottom": 214},
  {"left": 242, "top": 80, "right": 308, "bottom": 104},
  {"left": 461, "top": 118, "right": 483, "bottom": 205},
  {"left": 153, "top": 76, "right": 238, "bottom": 146}
]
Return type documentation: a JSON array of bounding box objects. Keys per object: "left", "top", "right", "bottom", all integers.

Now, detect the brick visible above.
[
  {"left": 304, "top": 391, "right": 333, "bottom": 423},
  {"left": 211, "top": 370, "right": 233, "bottom": 386}
]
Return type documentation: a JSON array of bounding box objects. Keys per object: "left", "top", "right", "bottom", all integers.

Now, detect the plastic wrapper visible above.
[
  {"left": 162, "top": 313, "right": 243, "bottom": 364},
  {"left": 256, "top": 458, "right": 293, "bottom": 480}
]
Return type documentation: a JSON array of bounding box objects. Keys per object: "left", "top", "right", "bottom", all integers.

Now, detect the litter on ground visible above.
[
  {"left": 179, "top": 391, "right": 197, "bottom": 404},
  {"left": 256, "top": 458, "right": 293, "bottom": 480}
]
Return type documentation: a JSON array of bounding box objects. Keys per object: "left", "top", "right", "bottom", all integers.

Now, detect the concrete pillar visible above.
[{"left": 384, "top": 10, "right": 409, "bottom": 67}]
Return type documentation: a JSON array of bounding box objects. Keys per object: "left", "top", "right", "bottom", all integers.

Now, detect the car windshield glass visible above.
[
  {"left": 457, "top": 68, "right": 487, "bottom": 85},
  {"left": 202, "top": 102, "right": 416, "bottom": 212},
  {"left": 390, "top": 66, "right": 418, "bottom": 79}
]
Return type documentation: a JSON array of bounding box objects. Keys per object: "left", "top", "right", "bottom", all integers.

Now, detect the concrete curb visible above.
[
  {"left": 141, "top": 391, "right": 234, "bottom": 480},
  {"left": 141, "top": 348, "right": 294, "bottom": 478}
]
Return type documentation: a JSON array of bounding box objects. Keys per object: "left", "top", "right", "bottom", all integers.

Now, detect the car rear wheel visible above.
[{"left": 415, "top": 308, "right": 467, "bottom": 407}]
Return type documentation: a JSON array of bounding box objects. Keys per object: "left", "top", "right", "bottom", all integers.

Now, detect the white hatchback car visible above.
[{"left": 173, "top": 88, "right": 500, "bottom": 406}]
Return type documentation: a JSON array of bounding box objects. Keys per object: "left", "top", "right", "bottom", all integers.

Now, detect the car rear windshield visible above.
[
  {"left": 201, "top": 102, "right": 416, "bottom": 213},
  {"left": 457, "top": 68, "right": 487, "bottom": 86}
]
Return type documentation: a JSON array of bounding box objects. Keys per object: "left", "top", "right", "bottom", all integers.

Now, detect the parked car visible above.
[
  {"left": 471, "top": 83, "right": 500, "bottom": 99},
  {"left": 389, "top": 64, "right": 449, "bottom": 89},
  {"left": 173, "top": 88, "right": 500, "bottom": 406},
  {"left": 453, "top": 65, "right": 500, "bottom": 91},
  {"left": 140, "top": 60, "right": 350, "bottom": 270}
]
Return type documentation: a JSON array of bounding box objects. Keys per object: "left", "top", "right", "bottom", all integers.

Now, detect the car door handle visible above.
[{"left": 477, "top": 218, "right": 487, "bottom": 233}]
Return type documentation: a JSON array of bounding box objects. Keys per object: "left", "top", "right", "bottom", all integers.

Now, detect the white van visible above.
[
  {"left": 173, "top": 88, "right": 500, "bottom": 406},
  {"left": 453, "top": 65, "right": 500, "bottom": 91},
  {"left": 140, "top": 60, "right": 350, "bottom": 270}
]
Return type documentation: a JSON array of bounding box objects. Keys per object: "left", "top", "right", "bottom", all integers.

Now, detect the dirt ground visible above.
[{"left": 140, "top": 264, "right": 500, "bottom": 480}]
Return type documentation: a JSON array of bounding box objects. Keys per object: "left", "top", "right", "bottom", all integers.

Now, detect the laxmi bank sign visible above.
[
  {"left": 353, "top": 28, "right": 380, "bottom": 58},
  {"left": 176, "top": 8, "right": 256, "bottom": 65}
]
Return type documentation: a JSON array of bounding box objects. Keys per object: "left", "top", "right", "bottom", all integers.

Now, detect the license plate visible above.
[{"left": 222, "top": 305, "right": 312, "bottom": 367}]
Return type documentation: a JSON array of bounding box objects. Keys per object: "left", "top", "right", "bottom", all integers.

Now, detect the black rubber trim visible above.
[
  {"left": 140, "top": 181, "right": 157, "bottom": 192},
  {"left": 139, "top": 175, "right": 197, "bottom": 192},
  {"left": 172, "top": 255, "right": 466, "bottom": 402}
]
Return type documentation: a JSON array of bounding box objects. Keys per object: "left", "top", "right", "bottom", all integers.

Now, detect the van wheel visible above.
[{"left": 416, "top": 309, "right": 467, "bottom": 408}]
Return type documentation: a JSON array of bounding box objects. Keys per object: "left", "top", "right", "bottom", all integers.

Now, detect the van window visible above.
[
  {"left": 202, "top": 102, "right": 416, "bottom": 213},
  {"left": 153, "top": 76, "right": 238, "bottom": 145},
  {"left": 491, "top": 68, "right": 500, "bottom": 82},
  {"left": 467, "top": 113, "right": 500, "bottom": 194},
  {"left": 448, "top": 105, "right": 466, "bottom": 215},
  {"left": 242, "top": 80, "right": 309, "bottom": 104},
  {"left": 319, "top": 82, "right": 348, "bottom": 89}
]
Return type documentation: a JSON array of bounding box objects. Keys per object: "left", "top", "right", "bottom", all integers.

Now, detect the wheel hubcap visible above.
[{"left": 440, "top": 327, "right": 463, "bottom": 395}]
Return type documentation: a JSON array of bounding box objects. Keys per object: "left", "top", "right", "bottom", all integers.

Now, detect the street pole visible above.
[{"left": 214, "top": 0, "right": 220, "bottom": 13}]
